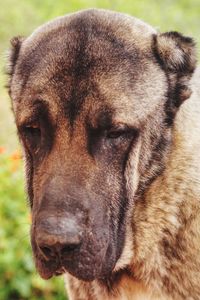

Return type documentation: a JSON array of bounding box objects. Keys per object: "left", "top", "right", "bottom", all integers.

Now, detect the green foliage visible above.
[
  {"left": 0, "top": 1, "right": 199, "bottom": 299},
  {"left": 0, "top": 150, "right": 67, "bottom": 300}
]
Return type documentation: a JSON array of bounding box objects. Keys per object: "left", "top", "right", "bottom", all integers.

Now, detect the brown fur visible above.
[{"left": 7, "top": 9, "right": 200, "bottom": 300}]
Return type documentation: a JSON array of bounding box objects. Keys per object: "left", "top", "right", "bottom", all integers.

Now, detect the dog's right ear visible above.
[
  {"left": 154, "top": 31, "right": 196, "bottom": 74},
  {"left": 6, "top": 36, "right": 24, "bottom": 95},
  {"left": 153, "top": 31, "right": 197, "bottom": 119}
]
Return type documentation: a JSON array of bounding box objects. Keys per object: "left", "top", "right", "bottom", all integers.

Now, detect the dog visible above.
[{"left": 7, "top": 8, "right": 200, "bottom": 300}]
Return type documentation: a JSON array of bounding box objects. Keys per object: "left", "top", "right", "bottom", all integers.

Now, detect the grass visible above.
[{"left": 0, "top": 0, "right": 199, "bottom": 299}]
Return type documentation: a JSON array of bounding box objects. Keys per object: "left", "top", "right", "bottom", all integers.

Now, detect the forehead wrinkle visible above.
[
  {"left": 85, "top": 101, "right": 142, "bottom": 129},
  {"left": 71, "top": 76, "right": 146, "bottom": 130},
  {"left": 14, "top": 95, "right": 59, "bottom": 128}
]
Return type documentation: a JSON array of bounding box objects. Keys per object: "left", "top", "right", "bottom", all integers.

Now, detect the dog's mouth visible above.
[
  {"left": 35, "top": 257, "right": 70, "bottom": 280},
  {"left": 36, "top": 255, "right": 105, "bottom": 281},
  {"left": 33, "top": 239, "right": 115, "bottom": 281},
  {"left": 55, "top": 266, "right": 67, "bottom": 276}
]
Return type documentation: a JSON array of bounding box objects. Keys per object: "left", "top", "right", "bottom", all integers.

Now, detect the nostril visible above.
[
  {"left": 39, "top": 245, "right": 55, "bottom": 259},
  {"left": 38, "top": 241, "right": 81, "bottom": 260}
]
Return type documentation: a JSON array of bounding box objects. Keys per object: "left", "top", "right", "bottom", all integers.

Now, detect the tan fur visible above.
[{"left": 65, "top": 273, "right": 169, "bottom": 300}]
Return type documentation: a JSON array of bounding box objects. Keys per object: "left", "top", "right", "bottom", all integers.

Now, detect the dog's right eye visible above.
[{"left": 21, "top": 124, "right": 41, "bottom": 152}]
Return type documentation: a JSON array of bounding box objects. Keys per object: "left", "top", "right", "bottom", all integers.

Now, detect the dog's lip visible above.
[
  {"left": 34, "top": 233, "right": 111, "bottom": 280},
  {"left": 54, "top": 266, "right": 67, "bottom": 276}
]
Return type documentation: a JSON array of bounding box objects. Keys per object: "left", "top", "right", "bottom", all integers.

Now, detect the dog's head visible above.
[{"left": 7, "top": 9, "right": 196, "bottom": 281}]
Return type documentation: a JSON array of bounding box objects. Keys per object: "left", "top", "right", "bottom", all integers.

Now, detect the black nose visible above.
[{"left": 35, "top": 216, "right": 82, "bottom": 260}]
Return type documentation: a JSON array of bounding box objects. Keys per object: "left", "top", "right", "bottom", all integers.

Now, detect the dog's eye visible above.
[
  {"left": 106, "top": 129, "right": 127, "bottom": 139},
  {"left": 22, "top": 124, "right": 41, "bottom": 151},
  {"left": 24, "top": 125, "right": 41, "bottom": 136},
  {"left": 104, "top": 126, "right": 139, "bottom": 151},
  {"left": 106, "top": 125, "right": 137, "bottom": 140}
]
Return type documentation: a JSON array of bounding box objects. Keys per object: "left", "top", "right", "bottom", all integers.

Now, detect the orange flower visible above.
[
  {"left": 10, "top": 149, "right": 22, "bottom": 172},
  {"left": 0, "top": 147, "right": 5, "bottom": 154},
  {"left": 10, "top": 149, "right": 22, "bottom": 161}
]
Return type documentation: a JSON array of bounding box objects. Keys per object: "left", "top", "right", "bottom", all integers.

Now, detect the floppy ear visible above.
[
  {"left": 155, "top": 31, "right": 196, "bottom": 73},
  {"left": 6, "top": 36, "right": 24, "bottom": 95},
  {"left": 153, "top": 31, "right": 197, "bottom": 111}
]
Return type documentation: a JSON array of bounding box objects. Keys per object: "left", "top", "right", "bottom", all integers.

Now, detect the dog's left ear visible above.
[
  {"left": 6, "top": 36, "right": 24, "bottom": 95},
  {"left": 153, "top": 31, "right": 197, "bottom": 107}
]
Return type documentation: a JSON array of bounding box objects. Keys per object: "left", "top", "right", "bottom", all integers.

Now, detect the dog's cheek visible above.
[
  {"left": 23, "top": 149, "right": 34, "bottom": 207},
  {"left": 125, "top": 138, "right": 142, "bottom": 201}
]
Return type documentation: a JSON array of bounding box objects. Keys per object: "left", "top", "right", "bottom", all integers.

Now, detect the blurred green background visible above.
[{"left": 0, "top": 0, "right": 199, "bottom": 299}]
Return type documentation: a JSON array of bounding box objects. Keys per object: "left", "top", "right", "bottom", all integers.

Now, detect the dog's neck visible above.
[{"left": 64, "top": 271, "right": 169, "bottom": 300}]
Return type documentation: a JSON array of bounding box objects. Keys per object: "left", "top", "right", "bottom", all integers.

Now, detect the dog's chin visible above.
[
  {"left": 34, "top": 236, "right": 118, "bottom": 281},
  {"left": 36, "top": 258, "right": 58, "bottom": 280},
  {"left": 36, "top": 256, "right": 115, "bottom": 282},
  {"left": 37, "top": 263, "right": 103, "bottom": 281},
  {"left": 61, "top": 267, "right": 100, "bottom": 282}
]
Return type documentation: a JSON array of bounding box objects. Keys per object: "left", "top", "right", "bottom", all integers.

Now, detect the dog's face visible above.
[{"left": 8, "top": 9, "right": 196, "bottom": 281}]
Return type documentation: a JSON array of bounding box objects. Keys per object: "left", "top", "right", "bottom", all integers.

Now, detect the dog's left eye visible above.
[
  {"left": 106, "top": 125, "right": 137, "bottom": 141},
  {"left": 24, "top": 125, "right": 41, "bottom": 136},
  {"left": 106, "top": 128, "right": 127, "bottom": 139},
  {"left": 21, "top": 124, "right": 41, "bottom": 152}
]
